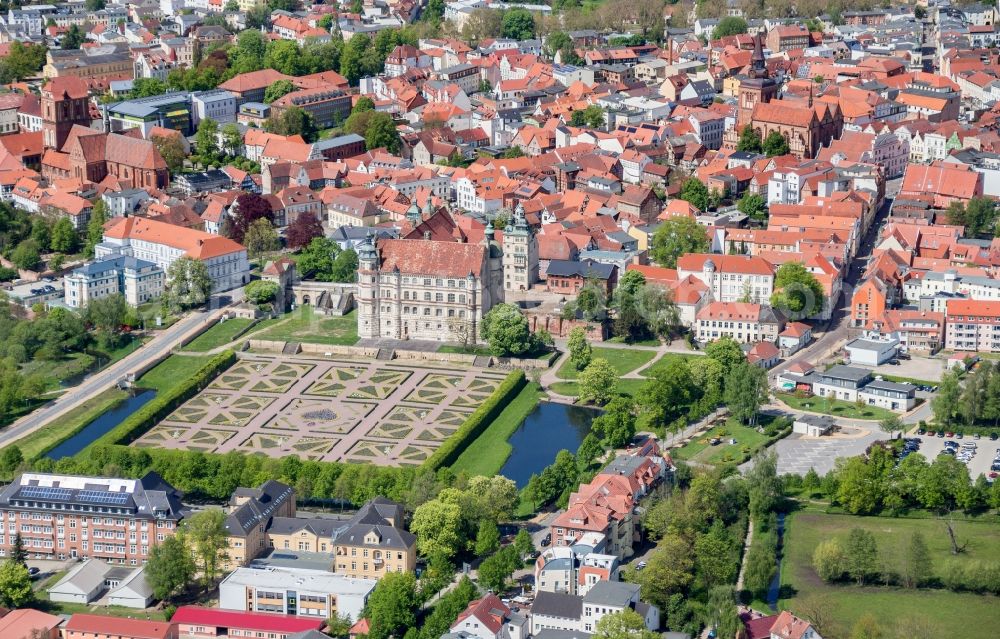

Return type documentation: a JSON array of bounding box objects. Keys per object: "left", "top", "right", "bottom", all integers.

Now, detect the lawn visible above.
[
  {"left": 450, "top": 383, "right": 545, "bottom": 477},
  {"left": 779, "top": 511, "right": 1000, "bottom": 637},
  {"left": 182, "top": 318, "right": 255, "bottom": 352},
  {"left": 256, "top": 306, "right": 359, "bottom": 346},
  {"left": 40, "top": 600, "right": 168, "bottom": 621},
  {"left": 556, "top": 347, "right": 656, "bottom": 380},
  {"left": 20, "top": 352, "right": 96, "bottom": 389},
  {"left": 438, "top": 344, "right": 493, "bottom": 356},
  {"left": 776, "top": 392, "right": 898, "bottom": 421},
  {"left": 6, "top": 388, "right": 129, "bottom": 462},
  {"left": 550, "top": 378, "right": 647, "bottom": 398},
  {"left": 136, "top": 354, "right": 215, "bottom": 392},
  {"left": 668, "top": 417, "right": 770, "bottom": 465}
]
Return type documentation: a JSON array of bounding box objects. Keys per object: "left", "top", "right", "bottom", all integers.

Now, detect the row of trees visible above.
[
  {"left": 561, "top": 270, "right": 680, "bottom": 343},
  {"left": 932, "top": 360, "right": 1000, "bottom": 429}
]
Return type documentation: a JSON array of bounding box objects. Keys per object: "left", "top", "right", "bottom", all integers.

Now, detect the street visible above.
[{"left": 0, "top": 292, "right": 238, "bottom": 450}]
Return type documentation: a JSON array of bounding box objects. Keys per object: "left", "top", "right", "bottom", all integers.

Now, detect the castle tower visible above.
[
  {"left": 502, "top": 202, "right": 539, "bottom": 292},
  {"left": 356, "top": 231, "right": 380, "bottom": 339},
  {"left": 41, "top": 77, "right": 91, "bottom": 151}
]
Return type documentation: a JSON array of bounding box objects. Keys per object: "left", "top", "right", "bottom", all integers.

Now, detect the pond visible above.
[
  {"left": 499, "top": 401, "right": 601, "bottom": 488},
  {"left": 46, "top": 390, "right": 156, "bottom": 460}
]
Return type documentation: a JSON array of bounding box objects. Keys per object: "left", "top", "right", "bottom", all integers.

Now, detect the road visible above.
[
  {"left": 770, "top": 176, "right": 902, "bottom": 379},
  {"left": 0, "top": 293, "right": 238, "bottom": 450}
]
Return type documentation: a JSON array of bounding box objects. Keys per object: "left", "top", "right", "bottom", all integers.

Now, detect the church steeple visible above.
[{"left": 749, "top": 30, "right": 767, "bottom": 79}]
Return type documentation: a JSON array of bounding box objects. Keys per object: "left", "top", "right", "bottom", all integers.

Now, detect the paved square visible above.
[{"left": 132, "top": 354, "right": 508, "bottom": 466}]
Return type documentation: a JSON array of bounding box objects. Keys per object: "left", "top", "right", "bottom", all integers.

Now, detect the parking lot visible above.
[
  {"left": 772, "top": 428, "right": 883, "bottom": 476},
  {"left": 912, "top": 433, "right": 1000, "bottom": 478},
  {"left": 873, "top": 355, "right": 945, "bottom": 383}
]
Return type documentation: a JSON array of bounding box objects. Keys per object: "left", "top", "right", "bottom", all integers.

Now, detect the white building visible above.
[
  {"left": 97, "top": 216, "right": 249, "bottom": 293},
  {"left": 676, "top": 254, "right": 776, "bottom": 305},
  {"left": 64, "top": 255, "right": 165, "bottom": 308},
  {"left": 530, "top": 581, "right": 659, "bottom": 635},
  {"left": 219, "top": 566, "right": 375, "bottom": 622},
  {"left": 192, "top": 89, "right": 238, "bottom": 126}
]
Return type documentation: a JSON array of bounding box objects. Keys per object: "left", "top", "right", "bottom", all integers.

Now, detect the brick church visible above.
[
  {"left": 40, "top": 77, "right": 169, "bottom": 189},
  {"left": 724, "top": 33, "right": 843, "bottom": 159}
]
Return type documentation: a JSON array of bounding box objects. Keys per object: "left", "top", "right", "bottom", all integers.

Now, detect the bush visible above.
[
  {"left": 421, "top": 370, "right": 526, "bottom": 470},
  {"left": 95, "top": 351, "right": 237, "bottom": 447}
]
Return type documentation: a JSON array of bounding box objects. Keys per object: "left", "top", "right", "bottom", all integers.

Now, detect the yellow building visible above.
[
  {"left": 223, "top": 481, "right": 296, "bottom": 571},
  {"left": 332, "top": 497, "right": 417, "bottom": 579}
]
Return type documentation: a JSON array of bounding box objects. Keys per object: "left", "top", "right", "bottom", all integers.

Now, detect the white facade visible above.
[
  {"left": 219, "top": 567, "right": 375, "bottom": 623},
  {"left": 192, "top": 90, "right": 238, "bottom": 126}
]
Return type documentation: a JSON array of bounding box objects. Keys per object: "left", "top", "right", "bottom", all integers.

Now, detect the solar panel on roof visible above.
[
  {"left": 78, "top": 490, "right": 129, "bottom": 505},
  {"left": 19, "top": 486, "right": 72, "bottom": 500}
]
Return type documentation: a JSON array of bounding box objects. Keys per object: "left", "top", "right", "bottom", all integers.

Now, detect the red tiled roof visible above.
[
  {"left": 65, "top": 614, "right": 172, "bottom": 639},
  {"left": 377, "top": 239, "right": 486, "bottom": 278},
  {"left": 103, "top": 216, "right": 244, "bottom": 260},
  {"left": 172, "top": 607, "right": 324, "bottom": 633}
]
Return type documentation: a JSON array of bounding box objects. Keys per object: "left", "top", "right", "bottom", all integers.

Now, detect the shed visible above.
[
  {"left": 48, "top": 558, "right": 110, "bottom": 604},
  {"left": 108, "top": 566, "right": 154, "bottom": 608},
  {"left": 793, "top": 414, "right": 835, "bottom": 437}
]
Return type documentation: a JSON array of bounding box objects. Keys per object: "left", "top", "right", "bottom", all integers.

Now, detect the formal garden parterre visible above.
[{"left": 130, "top": 354, "right": 510, "bottom": 466}]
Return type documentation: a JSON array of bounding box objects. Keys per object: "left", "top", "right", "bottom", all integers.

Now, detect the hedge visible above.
[
  {"left": 93, "top": 350, "right": 237, "bottom": 448},
  {"left": 421, "top": 369, "right": 527, "bottom": 471}
]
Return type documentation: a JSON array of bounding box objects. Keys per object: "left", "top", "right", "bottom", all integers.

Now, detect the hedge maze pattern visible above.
[{"left": 132, "top": 354, "right": 509, "bottom": 467}]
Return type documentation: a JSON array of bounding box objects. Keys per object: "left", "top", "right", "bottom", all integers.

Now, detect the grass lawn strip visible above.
[
  {"left": 775, "top": 392, "right": 898, "bottom": 421},
  {"left": 555, "top": 347, "right": 656, "bottom": 380},
  {"left": 450, "top": 383, "right": 545, "bottom": 477},
  {"left": 256, "top": 306, "right": 359, "bottom": 346},
  {"left": 182, "top": 318, "right": 256, "bottom": 352},
  {"left": 137, "top": 354, "right": 216, "bottom": 392},
  {"left": 780, "top": 510, "right": 1000, "bottom": 637},
  {"left": 8, "top": 388, "right": 129, "bottom": 461}
]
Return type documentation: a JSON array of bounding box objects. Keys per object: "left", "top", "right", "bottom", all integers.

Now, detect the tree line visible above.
[{"left": 932, "top": 360, "right": 1000, "bottom": 430}]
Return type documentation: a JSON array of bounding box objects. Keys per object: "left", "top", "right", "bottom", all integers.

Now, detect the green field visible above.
[
  {"left": 776, "top": 392, "right": 898, "bottom": 421},
  {"left": 669, "top": 417, "right": 770, "bottom": 465},
  {"left": 450, "top": 383, "right": 545, "bottom": 477},
  {"left": 437, "top": 344, "right": 492, "bottom": 356},
  {"left": 137, "top": 354, "right": 215, "bottom": 392},
  {"left": 780, "top": 510, "right": 1000, "bottom": 637},
  {"left": 182, "top": 318, "right": 255, "bottom": 352},
  {"left": 256, "top": 306, "right": 359, "bottom": 346},
  {"left": 556, "top": 347, "right": 656, "bottom": 380}
]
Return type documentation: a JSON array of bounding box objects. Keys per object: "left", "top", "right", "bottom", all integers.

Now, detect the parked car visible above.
[{"left": 991, "top": 433, "right": 999, "bottom": 441}]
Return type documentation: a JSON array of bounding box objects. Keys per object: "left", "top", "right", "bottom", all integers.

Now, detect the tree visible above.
[
  {"left": 763, "top": 130, "right": 790, "bottom": 157},
  {"left": 501, "top": 8, "right": 535, "bottom": 39},
  {"left": 363, "top": 112, "right": 401, "bottom": 153},
  {"left": 130, "top": 77, "right": 167, "bottom": 98},
  {"left": 725, "top": 362, "right": 767, "bottom": 425},
  {"left": 712, "top": 16, "right": 748, "bottom": 38},
  {"left": 183, "top": 510, "right": 229, "bottom": 589},
  {"left": 0, "top": 42, "right": 47, "bottom": 84},
  {"left": 230, "top": 29, "right": 267, "bottom": 74},
  {"left": 649, "top": 215, "right": 709, "bottom": 268},
  {"left": 466, "top": 475, "right": 520, "bottom": 523},
  {"left": 364, "top": 571, "right": 419, "bottom": 639},
  {"left": 475, "top": 519, "right": 501, "bottom": 556},
  {"left": 878, "top": 415, "right": 903, "bottom": 440},
  {"left": 10, "top": 240, "right": 40, "bottom": 270},
  {"left": 194, "top": 117, "right": 220, "bottom": 164},
  {"left": 569, "top": 105, "right": 605, "bottom": 129},
  {"left": 746, "top": 449, "right": 781, "bottom": 520},
  {"left": 146, "top": 534, "right": 196, "bottom": 601},
  {"left": 229, "top": 194, "right": 274, "bottom": 243},
  {"left": 50, "top": 217, "right": 78, "bottom": 254},
  {"left": 164, "top": 257, "right": 212, "bottom": 311},
  {"left": 86, "top": 294, "right": 128, "bottom": 348},
  {"left": 0, "top": 560, "right": 32, "bottom": 608},
  {"left": 578, "top": 358, "right": 618, "bottom": 405},
  {"left": 695, "top": 522, "right": 738, "bottom": 588},
  {"left": 679, "top": 178, "right": 710, "bottom": 211},
  {"left": 326, "top": 612, "right": 353, "bottom": 638},
  {"left": 593, "top": 609, "right": 658, "bottom": 639},
  {"left": 591, "top": 396, "right": 636, "bottom": 448},
  {"left": 771, "top": 262, "right": 825, "bottom": 319},
  {"left": 30, "top": 218, "right": 50, "bottom": 251},
  {"left": 266, "top": 106, "right": 318, "bottom": 142},
  {"left": 0, "top": 446, "right": 23, "bottom": 478},
  {"left": 245, "top": 280, "right": 279, "bottom": 306},
  {"left": 85, "top": 199, "right": 107, "bottom": 258},
  {"left": 636, "top": 534, "right": 694, "bottom": 609},
  {"left": 738, "top": 192, "right": 766, "bottom": 220},
  {"left": 514, "top": 528, "right": 534, "bottom": 559},
  {"left": 946, "top": 196, "right": 997, "bottom": 238},
  {"left": 478, "top": 545, "right": 519, "bottom": 592},
  {"left": 264, "top": 40, "right": 303, "bottom": 75},
  {"left": 264, "top": 79, "right": 296, "bottom": 104},
  {"left": 411, "top": 499, "right": 464, "bottom": 558},
  {"left": 152, "top": 134, "right": 186, "bottom": 175},
  {"left": 812, "top": 538, "right": 847, "bottom": 582},
  {"left": 62, "top": 24, "right": 86, "bottom": 49},
  {"left": 481, "top": 303, "right": 533, "bottom": 357},
  {"left": 330, "top": 249, "right": 358, "bottom": 283},
  {"left": 933, "top": 369, "right": 962, "bottom": 428},
  {"left": 221, "top": 123, "right": 243, "bottom": 156},
  {"left": 844, "top": 527, "right": 879, "bottom": 585},
  {"left": 286, "top": 212, "right": 324, "bottom": 250},
  {"left": 567, "top": 326, "right": 592, "bottom": 371},
  {"left": 243, "top": 218, "right": 280, "bottom": 262},
  {"left": 902, "top": 531, "right": 932, "bottom": 588},
  {"left": 10, "top": 533, "right": 25, "bottom": 566}
]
